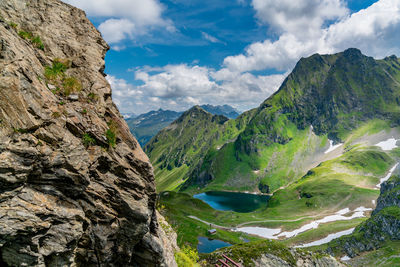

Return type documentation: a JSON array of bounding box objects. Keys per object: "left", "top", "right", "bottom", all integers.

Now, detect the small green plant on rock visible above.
[
  {"left": 8, "top": 22, "right": 17, "bottom": 29},
  {"left": 18, "top": 30, "right": 44, "bottom": 50},
  {"left": 82, "top": 133, "right": 96, "bottom": 148},
  {"left": 87, "top": 92, "right": 98, "bottom": 102},
  {"left": 31, "top": 36, "right": 44, "bottom": 50},
  {"left": 105, "top": 120, "right": 118, "bottom": 148},
  {"left": 18, "top": 30, "right": 33, "bottom": 40},
  {"left": 63, "top": 76, "right": 82, "bottom": 96},
  {"left": 174, "top": 246, "right": 199, "bottom": 267},
  {"left": 44, "top": 58, "right": 82, "bottom": 97},
  {"left": 44, "top": 59, "right": 69, "bottom": 81}
]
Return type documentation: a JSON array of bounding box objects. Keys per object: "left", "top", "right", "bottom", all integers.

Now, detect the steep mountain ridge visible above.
[
  {"left": 236, "top": 49, "right": 400, "bottom": 154},
  {"left": 145, "top": 105, "right": 255, "bottom": 192},
  {"left": 0, "top": 0, "right": 176, "bottom": 266},
  {"left": 126, "top": 104, "right": 240, "bottom": 147},
  {"left": 185, "top": 49, "right": 400, "bottom": 192},
  {"left": 147, "top": 49, "right": 400, "bottom": 194}
]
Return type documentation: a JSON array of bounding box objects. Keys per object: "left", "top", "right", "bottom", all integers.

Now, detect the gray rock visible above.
[
  {"left": 68, "top": 94, "right": 79, "bottom": 101},
  {"left": 0, "top": 0, "right": 177, "bottom": 266}
]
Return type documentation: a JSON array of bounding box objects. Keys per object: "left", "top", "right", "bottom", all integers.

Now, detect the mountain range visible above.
[
  {"left": 125, "top": 104, "right": 240, "bottom": 146},
  {"left": 148, "top": 48, "right": 400, "bottom": 265},
  {"left": 147, "top": 48, "right": 400, "bottom": 193}
]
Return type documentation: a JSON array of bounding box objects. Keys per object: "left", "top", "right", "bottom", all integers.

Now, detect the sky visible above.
[{"left": 62, "top": 0, "right": 400, "bottom": 114}]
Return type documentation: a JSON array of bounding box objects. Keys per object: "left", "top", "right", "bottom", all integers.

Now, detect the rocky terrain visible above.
[
  {"left": 328, "top": 174, "right": 400, "bottom": 258},
  {"left": 0, "top": 0, "right": 176, "bottom": 266},
  {"left": 202, "top": 239, "right": 344, "bottom": 267}
]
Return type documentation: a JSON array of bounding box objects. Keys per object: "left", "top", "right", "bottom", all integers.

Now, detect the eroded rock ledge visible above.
[{"left": 0, "top": 0, "right": 177, "bottom": 266}]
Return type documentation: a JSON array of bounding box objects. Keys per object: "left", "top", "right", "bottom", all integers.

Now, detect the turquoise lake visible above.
[
  {"left": 193, "top": 191, "right": 269, "bottom": 213},
  {"left": 197, "top": 237, "right": 232, "bottom": 253}
]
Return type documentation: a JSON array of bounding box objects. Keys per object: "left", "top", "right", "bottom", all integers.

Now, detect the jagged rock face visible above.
[
  {"left": 0, "top": 0, "right": 176, "bottom": 266},
  {"left": 374, "top": 175, "right": 400, "bottom": 214}
]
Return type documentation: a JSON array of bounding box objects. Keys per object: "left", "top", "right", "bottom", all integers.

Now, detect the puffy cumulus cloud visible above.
[
  {"left": 324, "top": 0, "right": 400, "bottom": 55},
  {"left": 135, "top": 64, "right": 217, "bottom": 99},
  {"left": 252, "top": 0, "right": 348, "bottom": 38},
  {"left": 98, "top": 19, "right": 136, "bottom": 44},
  {"left": 224, "top": 0, "right": 400, "bottom": 73},
  {"left": 62, "top": 0, "right": 174, "bottom": 45},
  {"left": 108, "top": 65, "right": 286, "bottom": 113}
]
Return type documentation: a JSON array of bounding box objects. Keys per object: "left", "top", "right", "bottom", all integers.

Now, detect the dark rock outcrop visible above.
[{"left": 0, "top": 0, "right": 177, "bottom": 266}]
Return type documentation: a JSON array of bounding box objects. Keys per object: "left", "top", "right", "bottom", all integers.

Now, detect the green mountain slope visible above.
[
  {"left": 186, "top": 48, "right": 400, "bottom": 193},
  {"left": 126, "top": 105, "right": 240, "bottom": 147},
  {"left": 324, "top": 174, "right": 400, "bottom": 266},
  {"left": 145, "top": 106, "right": 255, "bottom": 192}
]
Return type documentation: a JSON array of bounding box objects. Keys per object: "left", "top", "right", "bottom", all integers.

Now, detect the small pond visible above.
[
  {"left": 193, "top": 191, "right": 269, "bottom": 213},
  {"left": 197, "top": 237, "right": 232, "bottom": 253}
]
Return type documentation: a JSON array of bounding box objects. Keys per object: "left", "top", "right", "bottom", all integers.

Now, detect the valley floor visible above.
[{"left": 158, "top": 124, "right": 400, "bottom": 266}]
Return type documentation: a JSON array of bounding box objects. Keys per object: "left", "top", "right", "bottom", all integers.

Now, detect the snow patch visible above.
[
  {"left": 377, "top": 163, "right": 399, "bottom": 188},
  {"left": 375, "top": 137, "right": 398, "bottom": 150},
  {"left": 278, "top": 207, "right": 369, "bottom": 238},
  {"left": 235, "top": 206, "right": 370, "bottom": 240},
  {"left": 325, "top": 140, "right": 343, "bottom": 154},
  {"left": 233, "top": 227, "right": 281, "bottom": 239},
  {"left": 341, "top": 255, "right": 351, "bottom": 261},
  {"left": 295, "top": 228, "right": 354, "bottom": 248}
]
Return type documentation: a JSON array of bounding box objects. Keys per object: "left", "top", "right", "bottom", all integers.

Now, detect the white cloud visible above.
[
  {"left": 109, "top": 64, "right": 285, "bottom": 113},
  {"left": 252, "top": 0, "right": 348, "bottom": 39},
  {"left": 62, "top": 0, "right": 174, "bottom": 45},
  {"left": 95, "top": 0, "right": 400, "bottom": 114},
  {"left": 224, "top": 0, "right": 400, "bottom": 72},
  {"left": 98, "top": 19, "right": 136, "bottom": 44},
  {"left": 201, "top": 32, "right": 222, "bottom": 43}
]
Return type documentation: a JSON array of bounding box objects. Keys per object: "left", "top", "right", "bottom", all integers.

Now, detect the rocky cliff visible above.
[{"left": 0, "top": 0, "right": 177, "bottom": 266}]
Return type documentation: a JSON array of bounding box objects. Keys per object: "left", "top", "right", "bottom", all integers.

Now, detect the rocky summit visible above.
[{"left": 0, "top": 0, "right": 176, "bottom": 266}]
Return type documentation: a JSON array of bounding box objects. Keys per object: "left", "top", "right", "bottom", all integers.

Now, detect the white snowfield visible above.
[
  {"left": 325, "top": 140, "right": 343, "bottom": 154},
  {"left": 295, "top": 228, "right": 355, "bottom": 248},
  {"left": 375, "top": 137, "right": 399, "bottom": 150},
  {"left": 233, "top": 227, "right": 281, "bottom": 239},
  {"left": 377, "top": 163, "right": 399, "bottom": 188},
  {"left": 341, "top": 255, "right": 351, "bottom": 261},
  {"left": 235, "top": 207, "right": 371, "bottom": 239}
]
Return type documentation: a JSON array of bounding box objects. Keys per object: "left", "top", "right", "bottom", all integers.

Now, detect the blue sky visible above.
[{"left": 62, "top": 0, "right": 400, "bottom": 114}]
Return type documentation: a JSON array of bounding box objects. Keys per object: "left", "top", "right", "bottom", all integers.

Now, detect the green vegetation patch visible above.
[
  {"left": 175, "top": 246, "right": 200, "bottom": 267},
  {"left": 82, "top": 133, "right": 96, "bottom": 148},
  {"left": 44, "top": 58, "right": 82, "bottom": 97},
  {"left": 18, "top": 30, "right": 44, "bottom": 50},
  {"left": 158, "top": 192, "right": 260, "bottom": 248}
]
